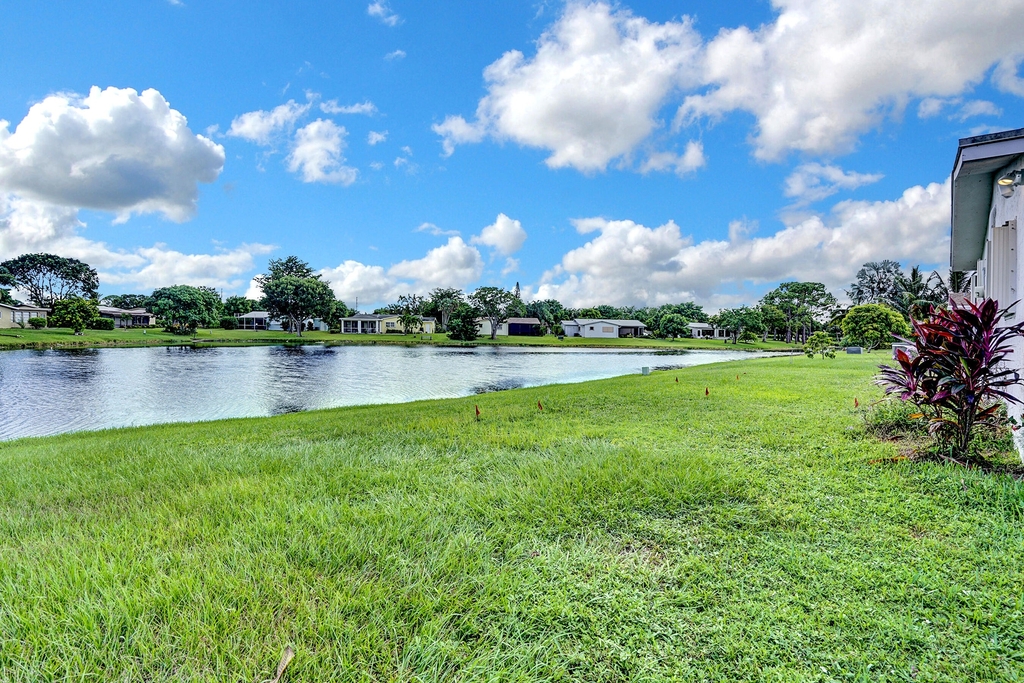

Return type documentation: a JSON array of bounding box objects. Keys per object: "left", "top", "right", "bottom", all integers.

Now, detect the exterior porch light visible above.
[{"left": 998, "top": 170, "right": 1022, "bottom": 198}]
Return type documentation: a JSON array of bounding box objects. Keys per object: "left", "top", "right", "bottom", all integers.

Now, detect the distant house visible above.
[
  {"left": 507, "top": 317, "right": 543, "bottom": 336},
  {"left": 98, "top": 306, "right": 155, "bottom": 328},
  {"left": 560, "top": 318, "right": 647, "bottom": 338},
  {"left": 476, "top": 318, "right": 508, "bottom": 336},
  {"left": 339, "top": 313, "right": 436, "bottom": 334},
  {"left": 236, "top": 311, "right": 329, "bottom": 332},
  {"left": 687, "top": 322, "right": 728, "bottom": 339},
  {"left": 0, "top": 303, "right": 48, "bottom": 329}
]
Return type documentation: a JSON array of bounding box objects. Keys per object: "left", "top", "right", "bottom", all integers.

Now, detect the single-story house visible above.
[
  {"left": 508, "top": 317, "right": 543, "bottom": 336},
  {"left": 0, "top": 303, "right": 48, "bottom": 329},
  {"left": 237, "top": 311, "right": 329, "bottom": 332},
  {"left": 687, "top": 322, "right": 728, "bottom": 339},
  {"left": 476, "top": 318, "right": 507, "bottom": 336},
  {"left": 98, "top": 306, "right": 155, "bottom": 327},
  {"left": 339, "top": 313, "right": 436, "bottom": 334},
  {"left": 951, "top": 126, "right": 1024, "bottom": 452},
  {"left": 561, "top": 318, "right": 647, "bottom": 339}
]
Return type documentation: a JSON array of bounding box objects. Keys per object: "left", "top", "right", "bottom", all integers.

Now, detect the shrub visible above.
[
  {"left": 27, "top": 317, "right": 47, "bottom": 329},
  {"left": 88, "top": 317, "right": 115, "bottom": 330},
  {"left": 876, "top": 297, "right": 1024, "bottom": 461},
  {"left": 842, "top": 304, "right": 910, "bottom": 349},
  {"left": 803, "top": 331, "right": 836, "bottom": 358},
  {"left": 50, "top": 297, "right": 99, "bottom": 335},
  {"left": 738, "top": 329, "right": 759, "bottom": 344},
  {"left": 447, "top": 304, "right": 479, "bottom": 342},
  {"left": 864, "top": 399, "right": 930, "bottom": 439},
  {"left": 220, "top": 316, "right": 238, "bottom": 330}
]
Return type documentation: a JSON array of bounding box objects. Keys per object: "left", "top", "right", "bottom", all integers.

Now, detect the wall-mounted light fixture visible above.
[{"left": 998, "top": 170, "right": 1022, "bottom": 198}]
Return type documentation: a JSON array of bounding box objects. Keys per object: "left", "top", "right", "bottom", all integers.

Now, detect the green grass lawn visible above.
[
  {"left": 0, "top": 326, "right": 798, "bottom": 352},
  {"left": 1, "top": 354, "right": 1022, "bottom": 681}
]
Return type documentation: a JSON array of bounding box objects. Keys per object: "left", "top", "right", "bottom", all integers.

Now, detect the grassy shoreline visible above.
[
  {"left": 0, "top": 326, "right": 800, "bottom": 352},
  {"left": 1, "top": 353, "right": 1022, "bottom": 680}
]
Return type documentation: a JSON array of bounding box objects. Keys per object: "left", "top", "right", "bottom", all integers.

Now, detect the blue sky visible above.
[{"left": 2, "top": 0, "right": 1024, "bottom": 309}]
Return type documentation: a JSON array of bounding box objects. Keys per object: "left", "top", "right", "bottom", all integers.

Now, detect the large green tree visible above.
[
  {"left": 469, "top": 286, "right": 517, "bottom": 340},
  {"left": 256, "top": 257, "right": 335, "bottom": 337},
  {"left": 760, "top": 282, "right": 835, "bottom": 343},
  {"left": 0, "top": 266, "right": 16, "bottom": 305},
  {"left": 658, "top": 313, "right": 690, "bottom": 339},
  {"left": 150, "top": 285, "right": 223, "bottom": 337},
  {"left": 0, "top": 253, "right": 99, "bottom": 307},
  {"left": 841, "top": 304, "right": 911, "bottom": 349},
  {"left": 223, "top": 295, "right": 260, "bottom": 317},
  {"left": 712, "top": 307, "right": 765, "bottom": 344},
  {"left": 428, "top": 288, "right": 464, "bottom": 331},
  {"left": 50, "top": 297, "right": 99, "bottom": 335},
  {"left": 446, "top": 303, "right": 479, "bottom": 341},
  {"left": 847, "top": 260, "right": 903, "bottom": 306}
]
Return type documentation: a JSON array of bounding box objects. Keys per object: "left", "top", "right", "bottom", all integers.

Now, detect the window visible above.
[
  {"left": 386, "top": 322, "right": 395, "bottom": 329},
  {"left": 589, "top": 326, "right": 594, "bottom": 330},
  {"left": 602, "top": 326, "right": 613, "bottom": 333}
]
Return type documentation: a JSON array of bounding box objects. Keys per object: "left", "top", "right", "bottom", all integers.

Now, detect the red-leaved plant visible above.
[{"left": 875, "top": 297, "right": 1024, "bottom": 459}]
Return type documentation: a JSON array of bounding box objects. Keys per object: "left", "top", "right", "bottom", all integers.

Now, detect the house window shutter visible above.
[{"left": 990, "top": 220, "right": 1018, "bottom": 317}]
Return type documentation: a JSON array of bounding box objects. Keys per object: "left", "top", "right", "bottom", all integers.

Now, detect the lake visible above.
[{"left": 0, "top": 344, "right": 769, "bottom": 440}]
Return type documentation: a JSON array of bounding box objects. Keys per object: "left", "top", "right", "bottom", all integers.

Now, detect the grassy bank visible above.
[
  {"left": 1, "top": 354, "right": 1022, "bottom": 681},
  {"left": 0, "top": 326, "right": 798, "bottom": 352}
]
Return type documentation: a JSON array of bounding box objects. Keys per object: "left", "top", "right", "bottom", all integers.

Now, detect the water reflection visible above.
[{"left": 0, "top": 344, "right": 768, "bottom": 440}]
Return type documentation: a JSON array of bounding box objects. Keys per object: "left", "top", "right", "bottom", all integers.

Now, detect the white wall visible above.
[
  {"left": 985, "top": 154, "right": 1024, "bottom": 453},
  {"left": 477, "top": 319, "right": 508, "bottom": 336},
  {"left": 579, "top": 322, "right": 618, "bottom": 338}
]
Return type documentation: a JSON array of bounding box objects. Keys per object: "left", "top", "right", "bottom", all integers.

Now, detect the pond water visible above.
[{"left": 0, "top": 344, "right": 769, "bottom": 440}]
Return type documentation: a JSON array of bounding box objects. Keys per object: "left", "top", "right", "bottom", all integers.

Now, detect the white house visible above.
[
  {"left": 476, "top": 318, "right": 508, "bottom": 336},
  {"left": 237, "top": 311, "right": 330, "bottom": 332},
  {"left": 687, "top": 322, "right": 728, "bottom": 339},
  {"left": 0, "top": 302, "right": 48, "bottom": 329},
  {"left": 98, "top": 306, "right": 155, "bottom": 327},
  {"left": 337, "top": 313, "right": 436, "bottom": 334},
  {"left": 951, "top": 126, "right": 1024, "bottom": 451},
  {"left": 560, "top": 318, "right": 647, "bottom": 338}
]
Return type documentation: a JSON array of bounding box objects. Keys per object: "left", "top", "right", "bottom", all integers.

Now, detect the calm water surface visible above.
[{"left": 0, "top": 344, "right": 768, "bottom": 440}]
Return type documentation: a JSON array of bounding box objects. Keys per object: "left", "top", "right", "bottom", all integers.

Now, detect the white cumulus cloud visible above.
[
  {"left": 471, "top": 213, "right": 527, "bottom": 256},
  {"left": 639, "top": 141, "right": 706, "bottom": 176},
  {"left": 0, "top": 86, "right": 224, "bottom": 223},
  {"left": 783, "top": 163, "right": 883, "bottom": 204},
  {"left": 388, "top": 236, "right": 483, "bottom": 289},
  {"left": 367, "top": 130, "right": 388, "bottom": 145},
  {"left": 680, "top": 0, "right": 1024, "bottom": 160},
  {"left": 385, "top": 49, "right": 406, "bottom": 61},
  {"left": 227, "top": 99, "right": 310, "bottom": 145},
  {"left": 368, "top": 1, "right": 400, "bottom": 26},
  {"left": 320, "top": 100, "right": 377, "bottom": 115},
  {"left": 287, "top": 119, "right": 358, "bottom": 185},
  {"left": 433, "top": 2, "right": 701, "bottom": 172},
  {"left": 535, "top": 179, "right": 951, "bottom": 307}
]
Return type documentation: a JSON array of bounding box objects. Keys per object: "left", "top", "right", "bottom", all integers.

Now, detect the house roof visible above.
[
  {"left": 341, "top": 313, "right": 435, "bottom": 321},
  {"left": 507, "top": 317, "right": 541, "bottom": 324},
  {"left": 98, "top": 305, "right": 151, "bottom": 315},
  {"left": 688, "top": 322, "right": 714, "bottom": 329},
  {"left": 237, "top": 311, "right": 270, "bottom": 318},
  {"left": 0, "top": 302, "right": 47, "bottom": 312},
  {"left": 951, "top": 127, "right": 1024, "bottom": 271},
  {"left": 566, "top": 318, "right": 647, "bottom": 327}
]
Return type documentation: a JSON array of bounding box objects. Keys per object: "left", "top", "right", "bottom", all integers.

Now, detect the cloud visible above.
[
  {"left": 287, "top": 119, "right": 358, "bottom": 185},
  {"left": 433, "top": 2, "right": 701, "bottom": 172},
  {"left": 954, "top": 99, "right": 1002, "bottom": 121},
  {"left": 320, "top": 100, "right": 377, "bottom": 115},
  {"left": 638, "top": 141, "right": 706, "bottom": 176},
  {"left": 319, "top": 237, "right": 485, "bottom": 306},
  {"left": 0, "top": 86, "right": 224, "bottom": 223},
  {"left": 471, "top": 213, "right": 527, "bottom": 255},
  {"left": 368, "top": 1, "right": 400, "bottom": 26},
  {"left": 0, "top": 194, "right": 273, "bottom": 292},
  {"left": 441, "top": 1, "right": 1024, "bottom": 167},
  {"left": 319, "top": 260, "right": 403, "bottom": 306},
  {"left": 917, "top": 97, "right": 949, "bottom": 119},
  {"left": 388, "top": 236, "right": 484, "bottom": 289},
  {"left": 385, "top": 50, "right": 407, "bottom": 61},
  {"left": 534, "top": 179, "right": 951, "bottom": 307},
  {"left": 227, "top": 99, "right": 310, "bottom": 145},
  {"left": 501, "top": 257, "right": 520, "bottom": 276},
  {"left": 680, "top": 0, "right": 1024, "bottom": 160},
  {"left": 368, "top": 130, "right": 388, "bottom": 145},
  {"left": 415, "top": 222, "right": 459, "bottom": 237},
  {"left": 994, "top": 54, "right": 1024, "bottom": 96},
  {"left": 783, "top": 163, "right": 884, "bottom": 204}
]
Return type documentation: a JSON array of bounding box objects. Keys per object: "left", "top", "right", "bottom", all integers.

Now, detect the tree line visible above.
[{"left": 0, "top": 251, "right": 963, "bottom": 346}]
